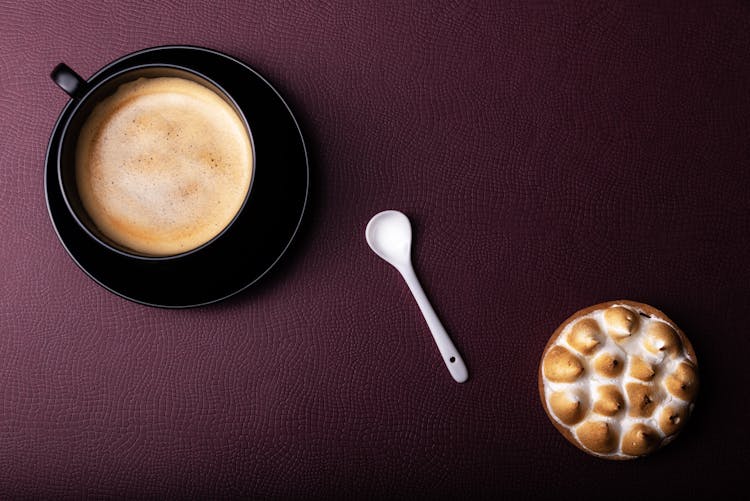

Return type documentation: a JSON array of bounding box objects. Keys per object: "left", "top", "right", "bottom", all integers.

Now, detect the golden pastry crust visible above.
[{"left": 538, "top": 300, "right": 699, "bottom": 460}]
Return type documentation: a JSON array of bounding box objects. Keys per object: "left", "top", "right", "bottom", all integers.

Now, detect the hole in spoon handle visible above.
[{"left": 446, "top": 353, "right": 469, "bottom": 383}]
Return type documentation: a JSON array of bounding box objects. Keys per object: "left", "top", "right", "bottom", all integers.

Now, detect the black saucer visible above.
[{"left": 45, "top": 46, "right": 309, "bottom": 308}]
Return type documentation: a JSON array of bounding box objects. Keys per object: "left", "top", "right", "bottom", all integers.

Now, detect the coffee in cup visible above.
[{"left": 73, "top": 76, "right": 253, "bottom": 257}]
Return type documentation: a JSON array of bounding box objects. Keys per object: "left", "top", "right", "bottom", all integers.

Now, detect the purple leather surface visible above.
[{"left": 1, "top": 1, "right": 749, "bottom": 498}]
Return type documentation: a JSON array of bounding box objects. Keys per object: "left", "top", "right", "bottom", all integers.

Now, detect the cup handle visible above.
[{"left": 51, "top": 63, "right": 88, "bottom": 99}]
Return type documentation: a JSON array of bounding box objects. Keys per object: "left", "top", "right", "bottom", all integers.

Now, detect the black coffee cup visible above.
[{"left": 50, "top": 62, "right": 255, "bottom": 260}]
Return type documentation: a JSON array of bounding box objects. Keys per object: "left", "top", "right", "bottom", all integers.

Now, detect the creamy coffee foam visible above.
[{"left": 76, "top": 76, "right": 252, "bottom": 256}]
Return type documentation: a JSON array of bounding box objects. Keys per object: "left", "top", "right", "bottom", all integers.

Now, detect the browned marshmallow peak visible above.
[
  {"left": 604, "top": 306, "right": 639, "bottom": 342},
  {"left": 625, "top": 383, "right": 660, "bottom": 418},
  {"left": 593, "top": 352, "right": 624, "bottom": 378},
  {"left": 621, "top": 424, "right": 661, "bottom": 456},
  {"left": 593, "top": 385, "right": 624, "bottom": 417},
  {"left": 549, "top": 391, "right": 587, "bottom": 425},
  {"left": 76, "top": 77, "right": 253, "bottom": 256},
  {"left": 567, "top": 318, "right": 603, "bottom": 355},
  {"left": 575, "top": 420, "right": 618, "bottom": 454},
  {"left": 665, "top": 361, "right": 699, "bottom": 401},
  {"left": 629, "top": 357, "right": 655, "bottom": 381},
  {"left": 542, "top": 346, "right": 584, "bottom": 383},
  {"left": 659, "top": 405, "right": 688, "bottom": 436},
  {"left": 539, "top": 300, "right": 699, "bottom": 459}
]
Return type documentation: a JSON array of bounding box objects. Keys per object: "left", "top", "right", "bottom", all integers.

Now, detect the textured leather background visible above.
[{"left": 1, "top": 1, "right": 749, "bottom": 498}]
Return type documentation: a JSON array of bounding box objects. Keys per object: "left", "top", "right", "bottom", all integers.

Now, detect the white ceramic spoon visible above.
[{"left": 365, "top": 210, "right": 469, "bottom": 383}]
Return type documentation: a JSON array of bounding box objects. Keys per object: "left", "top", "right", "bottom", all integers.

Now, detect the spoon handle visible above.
[{"left": 399, "top": 265, "right": 469, "bottom": 383}]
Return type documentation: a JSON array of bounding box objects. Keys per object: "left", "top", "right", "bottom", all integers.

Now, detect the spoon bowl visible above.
[{"left": 365, "top": 210, "right": 413, "bottom": 268}]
